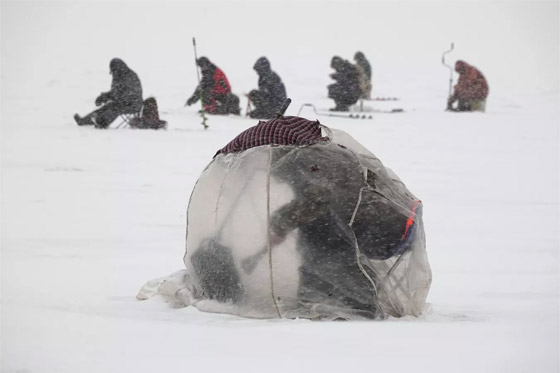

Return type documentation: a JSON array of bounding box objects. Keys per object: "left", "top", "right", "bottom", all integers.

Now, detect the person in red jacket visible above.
[
  {"left": 447, "top": 60, "right": 489, "bottom": 112},
  {"left": 186, "top": 57, "right": 240, "bottom": 115}
]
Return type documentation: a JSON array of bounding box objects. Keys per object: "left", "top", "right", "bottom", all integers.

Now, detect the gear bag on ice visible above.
[
  {"left": 138, "top": 116, "right": 431, "bottom": 320},
  {"left": 129, "top": 97, "right": 167, "bottom": 129}
]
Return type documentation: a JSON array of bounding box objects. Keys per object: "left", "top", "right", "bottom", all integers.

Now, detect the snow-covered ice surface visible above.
[{"left": 1, "top": 1, "right": 559, "bottom": 372}]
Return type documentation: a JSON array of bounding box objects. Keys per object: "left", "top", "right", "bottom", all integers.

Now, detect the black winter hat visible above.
[
  {"left": 109, "top": 58, "right": 128, "bottom": 75},
  {"left": 354, "top": 51, "right": 365, "bottom": 61},
  {"left": 197, "top": 57, "right": 211, "bottom": 68},
  {"left": 331, "top": 56, "right": 343, "bottom": 69},
  {"left": 253, "top": 57, "right": 270, "bottom": 73}
]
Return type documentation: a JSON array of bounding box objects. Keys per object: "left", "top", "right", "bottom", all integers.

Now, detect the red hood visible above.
[{"left": 455, "top": 60, "right": 468, "bottom": 74}]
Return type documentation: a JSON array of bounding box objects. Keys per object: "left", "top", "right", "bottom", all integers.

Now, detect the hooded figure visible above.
[
  {"left": 327, "top": 56, "right": 361, "bottom": 111},
  {"left": 247, "top": 57, "right": 287, "bottom": 119},
  {"left": 447, "top": 60, "right": 489, "bottom": 112},
  {"left": 354, "top": 51, "right": 372, "bottom": 100},
  {"left": 74, "top": 58, "right": 143, "bottom": 129},
  {"left": 186, "top": 57, "right": 240, "bottom": 115}
]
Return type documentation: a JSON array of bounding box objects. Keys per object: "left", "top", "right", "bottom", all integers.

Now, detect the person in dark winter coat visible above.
[
  {"left": 354, "top": 51, "right": 372, "bottom": 100},
  {"left": 447, "top": 60, "right": 489, "bottom": 112},
  {"left": 186, "top": 57, "right": 240, "bottom": 115},
  {"left": 327, "top": 56, "right": 361, "bottom": 111},
  {"left": 247, "top": 57, "right": 287, "bottom": 119},
  {"left": 267, "top": 146, "right": 380, "bottom": 318},
  {"left": 74, "top": 58, "right": 143, "bottom": 129},
  {"left": 266, "top": 147, "right": 420, "bottom": 319}
]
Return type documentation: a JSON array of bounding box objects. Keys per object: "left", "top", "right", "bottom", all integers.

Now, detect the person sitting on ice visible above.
[
  {"left": 185, "top": 57, "right": 240, "bottom": 115},
  {"left": 241, "top": 141, "right": 421, "bottom": 319},
  {"left": 354, "top": 51, "right": 372, "bottom": 100},
  {"left": 247, "top": 57, "right": 287, "bottom": 119},
  {"left": 327, "top": 56, "right": 361, "bottom": 112},
  {"left": 447, "top": 60, "right": 489, "bottom": 112},
  {"left": 74, "top": 58, "right": 143, "bottom": 129}
]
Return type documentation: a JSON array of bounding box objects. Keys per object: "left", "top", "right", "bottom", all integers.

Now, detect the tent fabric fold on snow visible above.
[{"left": 138, "top": 116, "right": 432, "bottom": 320}]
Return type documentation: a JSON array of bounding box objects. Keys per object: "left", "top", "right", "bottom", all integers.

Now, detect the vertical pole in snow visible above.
[
  {"left": 442, "top": 42, "right": 455, "bottom": 103},
  {"left": 266, "top": 146, "right": 282, "bottom": 319},
  {"left": 192, "top": 37, "right": 208, "bottom": 129}
]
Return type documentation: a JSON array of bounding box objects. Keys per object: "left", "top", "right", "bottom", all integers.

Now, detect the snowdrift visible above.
[{"left": 139, "top": 116, "right": 432, "bottom": 320}]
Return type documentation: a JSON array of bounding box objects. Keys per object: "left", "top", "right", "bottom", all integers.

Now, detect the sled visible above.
[{"left": 297, "top": 103, "right": 404, "bottom": 119}]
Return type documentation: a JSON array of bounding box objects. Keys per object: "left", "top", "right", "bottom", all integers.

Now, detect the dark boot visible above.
[
  {"left": 74, "top": 113, "right": 95, "bottom": 126},
  {"left": 226, "top": 94, "right": 241, "bottom": 115}
]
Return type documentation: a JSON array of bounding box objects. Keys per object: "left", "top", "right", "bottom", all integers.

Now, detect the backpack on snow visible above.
[{"left": 129, "top": 97, "right": 167, "bottom": 130}]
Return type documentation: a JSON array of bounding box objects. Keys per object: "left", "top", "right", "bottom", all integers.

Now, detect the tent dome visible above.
[{"left": 139, "top": 117, "right": 432, "bottom": 320}]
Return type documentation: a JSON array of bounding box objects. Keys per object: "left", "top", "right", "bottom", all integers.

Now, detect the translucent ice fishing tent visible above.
[{"left": 138, "top": 116, "right": 431, "bottom": 320}]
